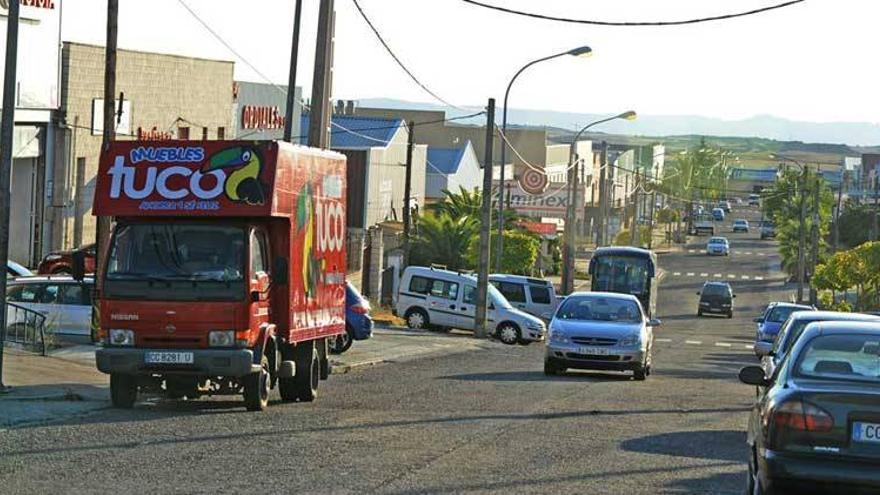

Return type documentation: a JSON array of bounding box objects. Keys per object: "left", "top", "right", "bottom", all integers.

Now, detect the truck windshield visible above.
[
  {"left": 104, "top": 223, "right": 246, "bottom": 301},
  {"left": 592, "top": 255, "right": 651, "bottom": 296}
]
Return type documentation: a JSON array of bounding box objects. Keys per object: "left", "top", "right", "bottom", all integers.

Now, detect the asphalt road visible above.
[{"left": 0, "top": 206, "right": 790, "bottom": 494}]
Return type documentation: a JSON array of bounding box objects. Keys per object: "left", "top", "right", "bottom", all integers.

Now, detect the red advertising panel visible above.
[
  {"left": 518, "top": 221, "right": 558, "bottom": 236},
  {"left": 94, "top": 141, "right": 280, "bottom": 217}
]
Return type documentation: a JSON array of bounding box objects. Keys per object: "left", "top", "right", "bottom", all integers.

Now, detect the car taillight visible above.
[
  {"left": 772, "top": 400, "right": 833, "bottom": 433},
  {"left": 351, "top": 304, "right": 369, "bottom": 315}
]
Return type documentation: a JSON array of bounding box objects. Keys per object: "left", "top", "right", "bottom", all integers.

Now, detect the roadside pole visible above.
[
  {"left": 474, "top": 99, "right": 496, "bottom": 339},
  {"left": 874, "top": 176, "right": 879, "bottom": 242},
  {"left": 797, "top": 168, "right": 807, "bottom": 303},
  {"left": 595, "top": 141, "right": 608, "bottom": 246},
  {"left": 308, "top": 0, "right": 335, "bottom": 149},
  {"left": 0, "top": 0, "right": 21, "bottom": 392},
  {"left": 561, "top": 140, "right": 578, "bottom": 294},
  {"left": 402, "top": 121, "right": 414, "bottom": 267},
  {"left": 833, "top": 172, "right": 845, "bottom": 251},
  {"left": 809, "top": 175, "right": 820, "bottom": 306},
  {"left": 631, "top": 171, "right": 640, "bottom": 246},
  {"left": 282, "top": 0, "right": 304, "bottom": 143}
]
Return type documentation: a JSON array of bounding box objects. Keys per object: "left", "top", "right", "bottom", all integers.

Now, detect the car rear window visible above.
[
  {"left": 529, "top": 285, "right": 551, "bottom": 305},
  {"left": 702, "top": 284, "right": 730, "bottom": 297},
  {"left": 795, "top": 334, "right": 880, "bottom": 383}
]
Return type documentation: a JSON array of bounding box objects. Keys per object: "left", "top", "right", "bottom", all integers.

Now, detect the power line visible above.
[
  {"left": 460, "top": 0, "right": 806, "bottom": 27},
  {"left": 350, "top": 0, "right": 463, "bottom": 110}
]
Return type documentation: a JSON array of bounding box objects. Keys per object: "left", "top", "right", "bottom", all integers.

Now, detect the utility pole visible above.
[
  {"left": 0, "top": 0, "right": 21, "bottom": 392},
  {"left": 402, "top": 121, "right": 414, "bottom": 267},
  {"left": 475, "top": 99, "right": 496, "bottom": 339},
  {"left": 833, "top": 172, "right": 846, "bottom": 251},
  {"left": 874, "top": 175, "right": 879, "bottom": 242},
  {"left": 595, "top": 141, "right": 608, "bottom": 246},
  {"left": 562, "top": 148, "right": 579, "bottom": 294},
  {"left": 797, "top": 168, "right": 808, "bottom": 303},
  {"left": 282, "top": 0, "right": 304, "bottom": 143},
  {"left": 308, "top": 0, "right": 335, "bottom": 148},
  {"left": 631, "top": 171, "right": 640, "bottom": 246},
  {"left": 809, "top": 175, "right": 821, "bottom": 306}
]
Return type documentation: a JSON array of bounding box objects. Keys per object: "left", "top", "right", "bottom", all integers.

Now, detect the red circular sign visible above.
[{"left": 519, "top": 169, "right": 549, "bottom": 195}]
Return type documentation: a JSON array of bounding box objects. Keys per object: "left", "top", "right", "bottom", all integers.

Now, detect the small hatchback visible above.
[
  {"left": 330, "top": 282, "right": 374, "bottom": 354},
  {"left": 697, "top": 281, "right": 735, "bottom": 318},
  {"left": 732, "top": 219, "right": 749, "bottom": 233},
  {"left": 712, "top": 207, "right": 725, "bottom": 221},
  {"left": 545, "top": 292, "right": 660, "bottom": 380},
  {"left": 706, "top": 237, "right": 730, "bottom": 256}
]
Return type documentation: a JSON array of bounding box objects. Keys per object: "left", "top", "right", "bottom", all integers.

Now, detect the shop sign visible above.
[
  {"left": 241, "top": 105, "right": 285, "bottom": 130},
  {"left": 0, "top": 0, "right": 62, "bottom": 109}
]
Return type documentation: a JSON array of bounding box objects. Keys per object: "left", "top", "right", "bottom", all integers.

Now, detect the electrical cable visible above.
[{"left": 459, "top": 0, "right": 806, "bottom": 27}]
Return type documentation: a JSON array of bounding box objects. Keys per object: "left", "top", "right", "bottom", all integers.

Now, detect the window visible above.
[
  {"left": 250, "top": 230, "right": 268, "bottom": 278},
  {"left": 217, "top": 127, "right": 225, "bottom": 140},
  {"left": 409, "top": 276, "right": 431, "bottom": 295},
  {"left": 795, "top": 334, "right": 880, "bottom": 383},
  {"left": 178, "top": 126, "right": 190, "bottom": 140},
  {"left": 463, "top": 285, "right": 477, "bottom": 305},
  {"left": 496, "top": 281, "right": 526, "bottom": 304},
  {"left": 7, "top": 285, "right": 39, "bottom": 303},
  {"left": 59, "top": 284, "right": 86, "bottom": 305},
  {"left": 202, "top": 127, "right": 208, "bottom": 140},
  {"left": 557, "top": 296, "right": 642, "bottom": 323},
  {"left": 430, "top": 280, "right": 459, "bottom": 301},
  {"left": 529, "top": 285, "right": 551, "bottom": 305},
  {"left": 39, "top": 285, "right": 60, "bottom": 304}
]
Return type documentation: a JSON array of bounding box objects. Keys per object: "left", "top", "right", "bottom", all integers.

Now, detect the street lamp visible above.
[
  {"left": 770, "top": 153, "right": 810, "bottom": 303},
  {"left": 561, "top": 110, "right": 637, "bottom": 294},
  {"left": 496, "top": 45, "right": 592, "bottom": 271}
]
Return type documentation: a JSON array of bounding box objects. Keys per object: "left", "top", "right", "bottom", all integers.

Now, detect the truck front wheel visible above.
[
  {"left": 243, "top": 354, "right": 270, "bottom": 411},
  {"left": 110, "top": 373, "right": 138, "bottom": 409}
]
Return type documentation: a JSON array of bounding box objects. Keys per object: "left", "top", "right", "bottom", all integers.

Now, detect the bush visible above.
[
  {"left": 613, "top": 227, "right": 651, "bottom": 247},
  {"left": 466, "top": 230, "right": 539, "bottom": 275}
]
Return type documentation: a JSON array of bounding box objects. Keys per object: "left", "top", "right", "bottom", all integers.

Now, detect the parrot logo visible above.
[
  {"left": 203, "top": 146, "right": 266, "bottom": 205},
  {"left": 296, "top": 182, "right": 324, "bottom": 299}
]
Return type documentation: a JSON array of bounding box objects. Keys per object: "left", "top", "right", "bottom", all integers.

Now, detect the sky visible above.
[{"left": 61, "top": 0, "right": 880, "bottom": 125}]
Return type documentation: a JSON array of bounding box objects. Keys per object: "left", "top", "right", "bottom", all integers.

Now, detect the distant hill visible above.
[{"left": 355, "top": 98, "right": 880, "bottom": 148}]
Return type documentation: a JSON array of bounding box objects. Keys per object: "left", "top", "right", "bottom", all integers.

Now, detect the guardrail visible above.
[{"left": 4, "top": 302, "right": 48, "bottom": 356}]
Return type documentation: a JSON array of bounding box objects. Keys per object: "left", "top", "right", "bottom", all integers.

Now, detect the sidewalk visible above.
[{"left": 0, "top": 325, "right": 491, "bottom": 427}]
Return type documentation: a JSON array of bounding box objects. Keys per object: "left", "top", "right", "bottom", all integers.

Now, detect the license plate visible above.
[
  {"left": 852, "top": 422, "right": 880, "bottom": 443},
  {"left": 145, "top": 352, "right": 194, "bottom": 365},
  {"left": 579, "top": 346, "right": 610, "bottom": 356}
]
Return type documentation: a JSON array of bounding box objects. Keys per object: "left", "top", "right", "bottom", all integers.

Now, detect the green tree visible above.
[
  {"left": 465, "top": 230, "right": 539, "bottom": 275},
  {"left": 429, "top": 187, "right": 518, "bottom": 229},
  {"left": 409, "top": 212, "right": 478, "bottom": 271},
  {"left": 835, "top": 199, "right": 874, "bottom": 249}
]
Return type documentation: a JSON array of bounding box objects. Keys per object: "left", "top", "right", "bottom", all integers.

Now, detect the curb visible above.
[
  {"left": 0, "top": 390, "right": 100, "bottom": 402},
  {"left": 330, "top": 357, "right": 389, "bottom": 375}
]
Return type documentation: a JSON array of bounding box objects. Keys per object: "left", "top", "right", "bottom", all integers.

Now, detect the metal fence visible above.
[{"left": 4, "top": 302, "right": 48, "bottom": 355}]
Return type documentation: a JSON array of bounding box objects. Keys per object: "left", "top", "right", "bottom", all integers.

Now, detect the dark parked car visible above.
[
  {"left": 330, "top": 281, "right": 374, "bottom": 354},
  {"left": 37, "top": 244, "right": 96, "bottom": 275},
  {"left": 741, "top": 321, "right": 880, "bottom": 494},
  {"left": 760, "top": 221, "right": 777, "bottom": 240},
  {"left": 696, "top": 281, "right": 735, "bottom": 318}
]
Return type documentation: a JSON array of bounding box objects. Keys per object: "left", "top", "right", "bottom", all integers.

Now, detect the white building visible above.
[{"left": 425, "top": 141, "right": 482, "bottom": 199}]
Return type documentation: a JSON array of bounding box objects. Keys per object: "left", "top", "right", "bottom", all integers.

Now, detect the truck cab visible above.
[{"left": 92, "top": 141, "right": 347, "bottom": 411}]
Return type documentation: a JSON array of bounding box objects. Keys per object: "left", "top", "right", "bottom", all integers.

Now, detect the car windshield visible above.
[
  {"left": 488, "top": 285, "right": 513, "bottom": 309},
  {"left": 708, "top": 238, "right": 727, "bottom": 245},
  {"left": 767, "top": 306, "right": 804, "bottom": 323},
  {"left": 556, "top": 296, "right": 641, "bottom": 323},
  {"left": 702, "top": 284, "right": 730, "bottom": 297},
  {"left": 591, "top": 255, "right": 651, "bottom": 295},
  {"left": 735, "top": 220, "right": 747, "bottom": 225},
  {"left": 795, "top": 334, "right": 880, "bottom": 383}
]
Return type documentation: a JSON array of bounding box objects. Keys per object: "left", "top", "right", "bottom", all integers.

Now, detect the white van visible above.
[
  {"left": 489, "top": 274, "right": 559, "bottom": 321},
  {"left": 394, "top": 266, "right": 546, "bottom": 345}
]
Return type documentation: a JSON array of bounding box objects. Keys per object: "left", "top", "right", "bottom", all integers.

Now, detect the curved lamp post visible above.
[
  {"left": 497, "top": 46, "right": 593, "bottom": 271},
  {"left": 561, "top": 111, "right": 637, "bottom": 294}
]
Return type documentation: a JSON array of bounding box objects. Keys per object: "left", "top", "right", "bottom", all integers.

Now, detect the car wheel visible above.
[
  {"left": 243, "top": 354, "right": 271, "bottom": 411},
  {"left": 697, "top": 310, "right": 703, "bottom": 317},
  {"left": 404, "top": 308, "right": 429, "bottom": 330},
  {"left": 110, "top": 373, "right": 138, "bottom": 409},
  {"left": 496, "top": 323, "right": 520, "bottom": 345},
  {"left": 329, "top": 326, "right": 354, "bottom": 354},
  {"left": 728, "top": 311, "right": 734, "bottom": 319},
  {"left": 544, "top": 358, "right": 564, "bottom": 375},
  {"left": 634, "top": 360, "right": 648, "bottom": 381}
]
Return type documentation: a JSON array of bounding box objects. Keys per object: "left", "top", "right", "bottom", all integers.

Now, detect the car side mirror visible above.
[
  {"left": 732, "top": 294, "right": 737, "bottom": 298},
  {"left": 738, "top": 366, "right": 770, "bottom": 387},
  {"left": 71, "top": 250, "right": 86, "bottom": 282},
  {"left": 695, "top": 292, "right": 701, "bottom": 296},
  {"left": 753, "top": 318, "right": 763, "bottom": 323},
  {"left": 754, "top": 341, "right": 773, "bottom": 357},
  {"left": 648, "top": 318, "right": 662, "bottom": 327},
  {"left": 272, "top": 257, "right": 289, "bottom": 286}
]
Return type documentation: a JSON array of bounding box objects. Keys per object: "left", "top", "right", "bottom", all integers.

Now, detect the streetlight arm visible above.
[{"left": 504, "top": 50, "right": 580, "bottom": 111}]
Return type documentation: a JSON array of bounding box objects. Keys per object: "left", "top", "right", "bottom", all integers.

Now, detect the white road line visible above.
[
  {"left": 744, "top": 344, "right": 754, "bottom": 350},
  {"left": 715, "top": 342, "right": 732, "bottom": 347},
  {"left": 685, "top": 340, "right": 702, "bottom": 345},
  {"left": 735, "top": 251, "right": 743, "bottom": 254},
  {"left": 688, "top": 249, "right": 696, "bottom": 253},
  {"left": 673, "top": 272, "right": 681, "bottom": 276},
  {"left": 700, "top": 273, "right": 708, "bottom": 277},
  {"left": 741, "top": 275, "right": 750, "bottom": 280},
  {"left": 728, "top": 274, "right": 737, "bottom": 279},
  {"left": 745, "top": 252, "right": 753, "bottom": 255},
  {"left": 656, "top": 338, "right": 673, "bottom": 343},
  {"left": 758, "top": 253, "right": 766, "bottom": 256},
  {"left": 755, "top": 276, "right": 765, "bottom": 281},
  {"left": 686, "top": 272, "right": 695, "bottom": 277},
  {"left": 714, "top": 273, "right": 722, "bottom": 278}
]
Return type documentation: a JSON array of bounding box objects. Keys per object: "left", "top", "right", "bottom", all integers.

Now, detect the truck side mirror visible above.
[
  {"left": 272, "top": 257, "right": 289, "bottom": 286},
  {"left": 71, "top": 250, "right": 86, "bottom": 282}
]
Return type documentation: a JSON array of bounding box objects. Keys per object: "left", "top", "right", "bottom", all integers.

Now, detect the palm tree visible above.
[
  {"left": 409, "top": 212, "right": 479, "bottom": 271},
  {"left": 428, "top": 187, "right": 520, "bottom": 229}
]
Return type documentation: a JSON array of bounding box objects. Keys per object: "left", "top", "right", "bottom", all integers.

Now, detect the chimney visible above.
[{"left": 345, "top": 100, "right": 356, "bottom": 115}]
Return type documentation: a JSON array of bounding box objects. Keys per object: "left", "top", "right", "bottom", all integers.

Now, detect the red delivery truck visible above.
[{"left": 91, "top": 140, "right": 347, "bottom": 411}]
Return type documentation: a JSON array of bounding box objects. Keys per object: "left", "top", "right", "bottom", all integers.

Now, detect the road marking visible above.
[
  {"left": 755, "top": 276, "right": 765, "bottom": 281},
  {"left": 686, "top": 272, "right": 695, "bottom": 277},
  {"left": 700, "top": 273, "right": 708, "bottom": 277},
  {"left": 715, "top": 342, "right": 732, "bottom": 347},
  {"left": 745, "top": 251, "right": 753, "bottom": 255},
  {"left": 685, "top": 340, "right": 702, "bottom": 345},
  {"left": 714, "top": 273, "right": 722, "bottom": 278},
  {"left": 673, "top": 272, "right": 681, "bottom": 276},
  {"left": 728, "top": 274, "right": 737, "bottom": 279},
  {"left": 744, "top": 344, "right": 754, "bottom": 350},
  {"left": 758, "top": 253, "right": 766, "bottom": 256},
  {"left": 741, "top": 275, "right": 750, "bottom": 280},
  {"left": 656, "top": 338, "right": 673, "bottom": 343},
  {"left": 688, "top": 249, "right": 696, "bottom": 253},
  {"left": 735, "top": 251, "right": 743, "bottom": 254}
]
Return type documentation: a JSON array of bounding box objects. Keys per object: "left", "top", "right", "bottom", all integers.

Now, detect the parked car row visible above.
[{"left": 740, "top": 302, "right": 880, "bottom": 492}]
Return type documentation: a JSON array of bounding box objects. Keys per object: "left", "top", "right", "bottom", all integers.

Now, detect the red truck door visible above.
[{"left": 249, "top": 227, "right": 272, "bottom": 339}]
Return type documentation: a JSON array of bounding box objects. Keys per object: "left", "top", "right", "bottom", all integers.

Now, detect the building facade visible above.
[
  {"left": 52, "top": 42, "right": 234, "bottom": 252},
  {"left": 233, "top": 81, "right": 301, "bottom": 140},
  {"left": 425, "top": 141, "right": 481, "bottom": 199}
]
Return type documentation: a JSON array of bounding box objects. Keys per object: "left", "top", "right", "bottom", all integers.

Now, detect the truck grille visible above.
[
  {"left": 142, "top": 336, "right": 202, "bottom": 348},
  {"left": 571, "top": 337, "right": 618, "bottom": 346}
]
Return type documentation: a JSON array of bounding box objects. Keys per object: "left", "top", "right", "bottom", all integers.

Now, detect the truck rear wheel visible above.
[
  {"left": 110, "top": 373, "right": 138, "bottom": 409},
  {"left": 293, "top": 341, "right": 319, "bottom": 402},
  {"left": 243, "top": 354, "right": 270, "bottom": 411}
]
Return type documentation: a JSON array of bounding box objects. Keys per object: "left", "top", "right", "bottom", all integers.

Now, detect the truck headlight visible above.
[
  {"left": 618, "top": 333, "right": 641, "bottom": 347},
  {"left": 209, "top": 330, "right": 236, "bottom": 347},
  {"left": 109, "top": 329, "right": 134, "bottom": 347}
]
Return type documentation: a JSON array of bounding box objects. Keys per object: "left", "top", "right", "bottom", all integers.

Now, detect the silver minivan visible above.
[
  {"left": 5, "top": 276, "right": 94, "bottom": 343},
  {"left": 395, "top": 266, "right": 546, "bottom": 345},
  {"left": 489, "top": 274, "right": 560, "bottom": 321}
]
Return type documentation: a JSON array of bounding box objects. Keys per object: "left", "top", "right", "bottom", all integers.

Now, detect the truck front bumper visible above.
[{"left": 96, "top": 348, "right": 260, "bottom": 377}]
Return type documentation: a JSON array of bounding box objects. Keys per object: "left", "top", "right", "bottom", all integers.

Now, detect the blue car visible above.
[
  {"left": 330, "top": 282, "right": 374, "bottom": 354},
  {"left": 753, "top": 302, "right": 814, "bottom": 344}
]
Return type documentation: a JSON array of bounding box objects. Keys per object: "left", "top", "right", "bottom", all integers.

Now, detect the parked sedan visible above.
[
  {"left": 5, "top": 276, "right": 94, "bottom": 343},
  {"left": 754, "top": 302, "right": 814, "bottom": 344},
  {"left": 756, "top": 310, "right": 880, "bottom": 376},
  {"left": 705, "top": 237, "right": 730, "bottom": 256},
  {"left": 545, "top": 292, "right": 660, "bottom": 380},
  {"left": 330, "top": 281, "right": 374, "bottom": 354},
  {"left": 741, "top": 321, "right": 880, "bottom": 494}
]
